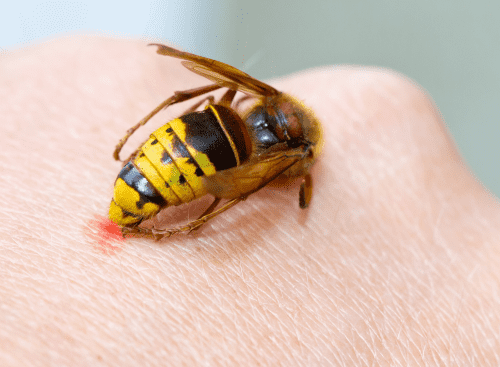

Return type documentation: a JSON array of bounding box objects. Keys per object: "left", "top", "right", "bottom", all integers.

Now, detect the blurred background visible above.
[{"left": 2, "top": 0, "right": 499, "bottom": 198}]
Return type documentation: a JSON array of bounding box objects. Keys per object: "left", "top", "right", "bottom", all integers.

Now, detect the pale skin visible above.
[{"left": 1, "top": 36, "right": 500, "bottom": 366}]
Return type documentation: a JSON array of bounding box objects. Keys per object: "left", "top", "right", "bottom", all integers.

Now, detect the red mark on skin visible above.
[{"left": 84, "top": 215, "right": 125, "bottom": 255}]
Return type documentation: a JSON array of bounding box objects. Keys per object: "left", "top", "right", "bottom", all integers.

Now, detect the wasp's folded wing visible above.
[
  {"left": 150, "top": 44, "right": 279, "bottom": 97},
  {"left": 205, "top": 147, "right": 308, "bottom": 200}
]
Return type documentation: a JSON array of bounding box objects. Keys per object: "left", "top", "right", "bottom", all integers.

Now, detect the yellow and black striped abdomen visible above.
[{"left": 109, "top": 104, "right": 251, "bottom": 227}]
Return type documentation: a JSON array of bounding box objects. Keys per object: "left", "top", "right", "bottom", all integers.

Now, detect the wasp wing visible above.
[
  {"left": 181, "top": 61, "right": 277, "bottom": 97},
  {"left": 150, "top": 43, "right": 280, "bottom": 97},
  {"left": 205, "top": 146, "right": 309, "bottom": 200}
]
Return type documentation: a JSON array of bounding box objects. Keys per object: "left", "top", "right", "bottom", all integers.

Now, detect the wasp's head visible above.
[{"left": 269, "top": 94, "right": 323, "bottom": 154}]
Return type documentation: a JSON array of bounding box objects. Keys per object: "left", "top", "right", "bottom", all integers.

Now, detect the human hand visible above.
[{"left": 2, "top": 36, "right": 499, "bottom": 365}]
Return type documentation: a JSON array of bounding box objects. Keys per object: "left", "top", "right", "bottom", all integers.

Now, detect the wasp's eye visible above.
[{"left": 278, "top": 103, "right": 303, "bottom": 139}]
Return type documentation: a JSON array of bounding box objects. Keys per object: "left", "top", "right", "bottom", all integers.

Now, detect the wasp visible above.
[{"left": 109, "top": 44, "right": 323, "bottom": 240}]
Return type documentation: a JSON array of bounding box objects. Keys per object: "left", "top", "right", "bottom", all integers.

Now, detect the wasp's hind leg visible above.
[
  {"left": 125, "top": 197, "right": 244, "bottom": 241},
  {"left": 156, "top": 197, "right": 242, "bottom": 240},
  {"left": 121, "top": 224, "right": 152, "bottom": 239},
  {"left": 188, "top": 197, "right": 222, "bottom": 234},
  {"left": 114, "top": 83, "right": 221, "bottom": 161}
]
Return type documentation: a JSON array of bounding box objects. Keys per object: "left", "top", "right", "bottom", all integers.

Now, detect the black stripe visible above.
[
  {"left": 161, "top": 150, "right": 173, "bottom": 165},
  {"left": 117, "top": 162, "right": 166, "bottom": 209},
  {"left": 113, "top": 200, "right": 143, "bottom": 220},
  {"left": 171, "top": 134, "right": 192, "bottom": 158},
  {"left": 212, "top": 105, "right": 251, "bottom": 163},
  {"left": 181, "top": 109, "right": 238, "bottom": 171},
  {"left": 170, "top": 133, "right": 205, "bottom": 177},
  {"left": 194, "top": 167, "right": 204, "bottom": 177},
  {"left": 158, "top": 146, "right": 191, "bottom": 187}
]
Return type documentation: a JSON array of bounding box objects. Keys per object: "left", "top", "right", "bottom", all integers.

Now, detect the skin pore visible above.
[{"left": 1, "top": 36, "right": 500, "bottom": 366}]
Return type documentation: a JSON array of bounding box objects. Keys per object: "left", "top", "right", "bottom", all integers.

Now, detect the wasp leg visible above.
[
  {"left": 114, "top": 83, "right": 222, "bottom": 161},
  {"left": 157, "top": 197, "right": 243, "bottom": 239},
  {"left": 234, "top": 94, "right": 255, "bottom": 111},
  {"left": 299, "top": 173, "right": 312, "bottom": 209},
  {"left": 218, "top": 89, "right": 237, "bottom": 108},
  {"left": 122, "top": 145, "right": 143, "bottom": 165},
  {"left": 121, "top": 225, "right": 151, "bottom": 239},
  {"left": 188, "top": 197, "right": 222, "bottom": 234},
  {"left": 123, "top": 197, "right": 244, "bottom": 240},
  {"left": 176, "top": 85, "right": 236, "bottom": 116},
  {"left": 181, "top": 95, "right": 215, "bottom": 114},
  {"left": 178, "top": 88, "right": 235, "bottom": 117}
]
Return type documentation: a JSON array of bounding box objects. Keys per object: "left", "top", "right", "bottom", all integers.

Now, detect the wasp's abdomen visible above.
[{"left": 110, "top": 105, "right": 250, "bottom": 227}]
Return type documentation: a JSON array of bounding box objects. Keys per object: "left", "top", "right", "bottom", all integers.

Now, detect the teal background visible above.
[{"left": 2, "top": 1, "right": 499, "bottom": 198}]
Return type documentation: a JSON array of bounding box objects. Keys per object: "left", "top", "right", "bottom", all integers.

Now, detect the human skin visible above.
[{"left": 1, "top": 36, "right": 500, "bottom": 366}]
